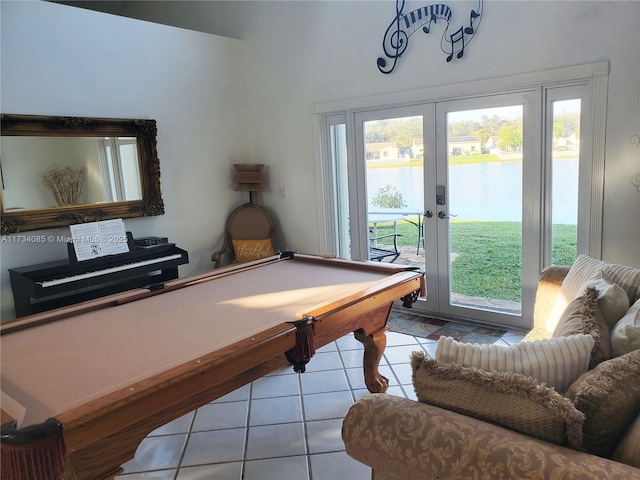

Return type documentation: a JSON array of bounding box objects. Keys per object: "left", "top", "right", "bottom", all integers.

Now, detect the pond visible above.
[{"left": 366, "top": 159, "right": 578, "bottom": 225}]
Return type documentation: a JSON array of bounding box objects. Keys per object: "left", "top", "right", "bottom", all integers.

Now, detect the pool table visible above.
[{"left": 1, "top": 253, "right": 423, "bottom": 480}]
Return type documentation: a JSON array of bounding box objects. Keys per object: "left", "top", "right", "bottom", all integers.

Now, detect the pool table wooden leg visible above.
[{"left": 354, "top": 329, "right": 389, "bottom": 393}]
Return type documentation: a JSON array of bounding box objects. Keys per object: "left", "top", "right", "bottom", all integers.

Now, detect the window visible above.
[{"left": 98, "top": 137, "right": 142, "bottom": 202}]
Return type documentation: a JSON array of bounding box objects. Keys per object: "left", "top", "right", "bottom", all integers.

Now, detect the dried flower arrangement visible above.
[{"left": 42, "top": 165, "right": 86, "bottom": 206}]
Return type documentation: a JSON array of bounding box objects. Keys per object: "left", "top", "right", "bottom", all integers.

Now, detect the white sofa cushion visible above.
[
  {"left": 611, "top": 299, "right": 640, "bottom": 357},
  {"left": 435, "top": 334, "right": 594, "bottom": 394}
]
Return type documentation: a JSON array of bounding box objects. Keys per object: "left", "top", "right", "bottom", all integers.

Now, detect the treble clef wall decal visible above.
[{"left": 377, "top": 0, "right": 483, "bottom": 74}]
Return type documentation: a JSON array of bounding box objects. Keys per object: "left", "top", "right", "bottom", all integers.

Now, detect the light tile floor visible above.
[{"left": 116, "top": 319, "right": 526, "bottom": 480}]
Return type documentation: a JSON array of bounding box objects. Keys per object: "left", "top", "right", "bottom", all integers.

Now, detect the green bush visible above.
[{"left": 371, "top": 185, "right": 407, "bottom": 209}]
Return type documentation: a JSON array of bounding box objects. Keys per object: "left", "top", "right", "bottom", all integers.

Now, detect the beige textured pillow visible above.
[
  {"left": 578, "top": 270, "right": 629, "bottom": 329},
  {"left": 565, "top": 349, "right": 640, "bottom": 458},
  {"left": 611, "top": 299, "right": 640, "bottom": 357},
  {"left": 553, "top": 286, "right": 610, "bottom": 368},
  {"left": 436, "top": 334, "right": 594, "bottom": 394},
  {"left": 411, "top": 352, "right": 584, "bottom": 447},
  {"left": 612, "top": 414, "right": 640, "bottom": 468}
]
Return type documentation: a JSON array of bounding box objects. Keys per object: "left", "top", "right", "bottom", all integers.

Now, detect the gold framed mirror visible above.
[{"left": 1, "top": 114, "right": 164, "bottom": 234}]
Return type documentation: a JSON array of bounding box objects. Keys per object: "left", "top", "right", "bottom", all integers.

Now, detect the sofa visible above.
[{"left": 342, "top": 255, "right": 640, "bottom": 479}]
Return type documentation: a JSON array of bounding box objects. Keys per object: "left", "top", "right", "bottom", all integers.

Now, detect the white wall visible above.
[
  {"left": 0, "top": 1, "right": 249, "bottom": 320},
  {"left": 227, "top": 0, "right": 639, "bottom": 265}
]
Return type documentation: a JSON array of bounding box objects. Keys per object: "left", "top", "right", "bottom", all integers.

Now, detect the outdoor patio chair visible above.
[
  {"left": 404, "top": 214, "right": 425, "bottom": 254},
  {"left": 369, "top": 233, "right": 401, "bottom": 262}
]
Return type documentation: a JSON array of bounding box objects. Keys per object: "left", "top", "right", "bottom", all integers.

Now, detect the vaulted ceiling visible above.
[
  {"left": 49, "top": 1, "right": 244, "bottom": 38},
  {"left": 53, "top": 1, "right": 131, "bottom": 16}
]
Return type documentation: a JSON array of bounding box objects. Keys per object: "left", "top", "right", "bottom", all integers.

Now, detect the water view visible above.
[{"left": 367, "top": 158, "right": 578, "bottom": 225}]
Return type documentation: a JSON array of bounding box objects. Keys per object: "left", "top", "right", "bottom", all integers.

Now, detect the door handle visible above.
[
  {"left": 438, "top": 211, "right": 457, "bottom": 219},
  {"left": 424, "top": 210, "right": 433, "bottom": 218}
]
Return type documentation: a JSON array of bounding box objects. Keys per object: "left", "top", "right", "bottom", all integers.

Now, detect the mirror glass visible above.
[
  {"left": 1, "top": 114, "right": 164, "bottom": 234},
  {"left": 2, "top": 136, "right": 143, "bottom": 211}
]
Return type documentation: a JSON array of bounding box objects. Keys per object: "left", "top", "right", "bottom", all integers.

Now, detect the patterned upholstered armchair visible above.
[{"left": 342, "top": 256, "right": 640, "bottom": 480}]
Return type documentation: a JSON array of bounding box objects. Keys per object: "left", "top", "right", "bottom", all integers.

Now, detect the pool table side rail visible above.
[
  {"left": 299, "top": 270, "right": 423, "bottom": 324},
  {"left": 0, "top": 289, "right": 152, "bottom": 335},
  {"left": 286, "top": 253, "right": 419, "bottom": 273},
  {"left": 315, "top": 274, "right": 422, "bottom": 341}
]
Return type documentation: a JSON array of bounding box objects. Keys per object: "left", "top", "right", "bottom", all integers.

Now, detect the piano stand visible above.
[{"left": 9, "top": 244, "right": 189, "bottom": 318}]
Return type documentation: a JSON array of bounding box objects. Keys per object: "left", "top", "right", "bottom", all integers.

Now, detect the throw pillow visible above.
[
  {"left": 603, "top": 263, "right": 640, "bottom": 305},
  {"left": 411, "top": 352, "right": 585, "bottom": 447},
  {"left": 232, "top": 238, "right": 275, "bottom": 263},
  {"left": 565, "top": 349, "right": 640, "bottom": 458},
  {"left": 610, "top": 299, "right": 640, "bottom": 357},
  {"left": 577, "top": 270, "right": 629, "bottom": 329},
  {"left": 612, "top": 414, "right": 640, "bottom": 469},
  {"left": 553, "top": 286, "right": 610, "bottom": 368},
  {"left": 435, "top": 334, "right": 595, "bottom": 394},
  {"left": 545, "top": 255, "right": 609, "bottom": 332}
]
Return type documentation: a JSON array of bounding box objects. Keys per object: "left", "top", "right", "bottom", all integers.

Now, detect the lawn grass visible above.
[
  {"left": 382, "top": 218, "right": 577, "bottom": 302},
  {"left": 449, "top": 221, "right": 523, "bottom": 302}
]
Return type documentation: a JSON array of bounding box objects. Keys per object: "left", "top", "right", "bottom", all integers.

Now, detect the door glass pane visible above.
[
  {"left": 330, "top": 123, "right": 350, "bottom": 259},
  {"left": 551, "top": 99, "right": 580, "bottom": 265},
  {"left": 447, "top": 106, "right": 523, "bottom": 314},
  {"left": 364, "top": 116, "right": 424, "bottom": 267}
]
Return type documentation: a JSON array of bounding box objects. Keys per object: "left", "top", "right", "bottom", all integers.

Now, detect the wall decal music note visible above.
[{"left": 377, "top": 0, "right": 483, "bottom": 74}]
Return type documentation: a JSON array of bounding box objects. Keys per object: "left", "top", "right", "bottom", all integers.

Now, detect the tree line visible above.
[{"left": 366, "top": 113, "right": 580, "bottom": 153}]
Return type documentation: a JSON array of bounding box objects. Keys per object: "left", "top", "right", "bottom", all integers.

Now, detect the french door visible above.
[
  {"left": 348, "top": 94, "right": 534, "bottom": 328},
  {"left": 318, "top": 65, "right": 603, "bottom": 330},
  {"left": 432, "top": 95, "right": 532, "bottom": 327}
]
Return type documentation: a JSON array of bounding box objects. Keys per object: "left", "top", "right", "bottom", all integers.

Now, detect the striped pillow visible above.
[
  {"left": 435, "top": 334, "right": 595, "bottom": 394},
  {"left": 603, "top": 263, "right": 640, "bottom": 305}
]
